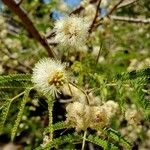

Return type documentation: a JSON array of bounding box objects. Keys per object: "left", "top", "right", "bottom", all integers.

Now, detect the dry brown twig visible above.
[
  {"left": 111, "top": 15, "right": 150, "bottom": 24},
  {"left": 2, "top": 0, "right": 57, "bottom": 59},
  {"left": 89, "top": 0, "right": 102, "bottom": 33},
  {"left": 16, "top": 0, "right": 24, "bottom": 6},
  {"left": 108, "top": 0, "right": 125, "bottom": 16},
  {"left": 94, "top": 0, "right": 125, "bottom": 29},
  {"left": 70, "top": 0, "right": 99, "bottom": 15},
  {"left": 117, "top": 0, "right": 137, "bottom": 8},
  {"left": 3, "top": 0, "right": 150, "bottom": 51},
  {"left": 94, "top": 0, "right": 150, "bottom": 28}
]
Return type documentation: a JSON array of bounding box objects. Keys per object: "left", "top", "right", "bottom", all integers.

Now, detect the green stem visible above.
[
  {"left": 47, "top": 97, "right": 54, "bottom": 141},
  {"left": 82, "top": 131, "right": 87, "bottom": 150}
]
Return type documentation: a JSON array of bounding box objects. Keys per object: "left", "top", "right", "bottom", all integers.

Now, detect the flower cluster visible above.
[
  {"left": 54, "top": 16, "right": 90, "bottom": 49},
  {"left": 120, "top": 104, "right": 143, "bottom": 142},
  {"left": 65, "top": 85, "right": 119, "bottom": 131},
  {"left": 120, "top": 124, "right": 142, "bottom": 142},
  {"left": 125, "top": 105, "right": 142, "bottom": 125},
  {"left": 127, "top": 58, "right": 150, "bottom": 71},
  {"left": 32, "top": 58, "right": 67, "bottom": 97}
]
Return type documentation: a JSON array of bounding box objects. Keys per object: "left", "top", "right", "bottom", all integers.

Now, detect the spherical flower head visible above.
[
  {"left": 66, "top": 101, "right": 110, "bottom": 131},
  {"left": 89, "top": 106, "right": 109, "bottom": 129},
  {"left": 32, "top": 58, "right": 67, "bottom": 97},
  {"left": 54, "top": 16, "right": 90, "bottom": 49},
  {"left": 66, "top": 101, "right": 91, "bottom": 131},
  {"left": 102, "top": 100, "right": 119, "bottom": 118},
  {"left": 125, "top": 109, "right": 142, "bottom": 125}
]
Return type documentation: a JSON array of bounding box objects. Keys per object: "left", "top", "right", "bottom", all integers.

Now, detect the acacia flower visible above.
[
  {"left": 66, "top": 101, "right": 109, "bottom": 131},
  {"left": 66, "top": 101, "right": 91, "bottom": 132},
  {"left": 32, "top": 58, "right": 67, "bottom": 97},
  {"left": 54, "top": 16, "right": 90, "bottom": 48}
]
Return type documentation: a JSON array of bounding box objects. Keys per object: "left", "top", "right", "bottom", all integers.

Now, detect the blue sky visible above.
[
  {"left": 64, "top": 0, "right": 80, "bottom": 7},
  {"left": 44, "top": 0, "right": 81, "bottom": 6}
]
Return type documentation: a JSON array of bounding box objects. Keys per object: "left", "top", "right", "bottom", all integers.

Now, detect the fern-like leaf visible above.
[
  {"left": 130, "top": 78, "right": 150, "bottom": 119},
  {"left": 0, "top": 74, "right": 31, "bottom": 82},
  {"left": 44, "top": 121, "right": 69, "bottom": 134},
  {"left": 35, "top": 133, "right": 82, "bottom": 150},
  {"left": 0, "top": 99, "right": 12, "bottom": 132},
  {"left": 115, "top": 68, "right": 150, "bottom": 81},
  {"left": 53, "top": 121, "right": 69, "bottom": 131},
  {"left": 0, "top": 91, "right": 9, "bottom": 100},
  {"left": 0, "top": 74, "right": 32, "bottom": 89},
  {"left": 104, "top": 128, "right": 132, "bottom": 149},
  {"left": 0, "top": 80, "right": 32, "bottom": 89},
  {"left": 11, "top": 88, "right": 31, "bottom": 141},
  {"left": 86, "top": 134, "right": 119, "bottom": 150}
]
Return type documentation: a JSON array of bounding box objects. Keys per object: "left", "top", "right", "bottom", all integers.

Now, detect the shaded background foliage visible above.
[{"left": 0, "top": 0, "right": 150, "bottom": 149}]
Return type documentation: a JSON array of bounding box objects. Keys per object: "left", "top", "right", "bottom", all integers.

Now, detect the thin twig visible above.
[
  {"left": 82, "top": 130, "right": 87, "bottom": 150},
  {"left": 89, "top": 0, "right": 102, "bottom": 33},
  {"left": 70, "top": 6, "right": 84, "bottom": 15},
  {"left": 111, "top": 15, "right": 150, "bottom": 24},
  {"left": 10, "top": 91, "right": 25, "bottom": 102},
  {"left": 2, "top": 0, "right": 57, "bottom": 58},
  {"left": 68, "top": 83, "right": 73, "bottom": 96},
  {"left": 109, "top": 0, "right": 125, "bottom": 15},
  {"left": 0, "top": 91, "right": 25, "bottom": 111},
  {"left": 117, "top": 0, "right": 137, "bottom": 9},
  {"left": 94, "top": 0, "right": 125, "bottom": 29},
  {"left": 16, "top": 0, "right": 24, "bottom": 6},
  {"left": 96, "top": 43, "right": 103, "bottom": 65},
  {"left": 70, "top": 0, "right": 99, "bottom": 15},
  {"left": 69, "top": 81, "right": 90, "bottom": 105}
]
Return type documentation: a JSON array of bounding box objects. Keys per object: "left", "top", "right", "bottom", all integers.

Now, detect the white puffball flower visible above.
[
  {"left": 54, "top": 16, "right": 90, "bottom": 49},
  {"left": 32, "top": 58, "right": 67, "bottom": 97},
  {"left": 102, "top": 100, "right": 119, "bottom": 118},
  {"left": 125, "top": 108, "right": 142, "bottom": 125},
  {"left": 89, "top": 106, "right": 109, "bottom": 129}
]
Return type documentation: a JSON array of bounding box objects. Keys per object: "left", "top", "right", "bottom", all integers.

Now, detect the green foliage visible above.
[
  {"left": 86, "top": 134, "right": 119, "bottom": 150},
  {"left": 0, "top": 99, "right": 12, "bottom": 132},
  {"left": 103, "top": 128, "right": 132, "bottom": 149},
  {"left": 47, "top": 96, "right": 54, "bottom": 141},
  {"left": 0, "top": 74, "right": 32, "bottom": 89},
  {"left": 11, "top": 88, "right": 31, "bottom": 141},
  {"left": 0, "top": 91, "right": 9, "bottom": 100},
  {"left": 115, "top": 68, "right": 150, "bottom": 81},
  {"left": 130, "top": 78, "right": 150, "bottom": 119},
  {"left": 45, "top": 121, "right": 69, "bottom": 134},
  {"left": 53, "top": 121, "right": 69, "bottom": 131},
  {"left": 35, "top": 133, "right": 82, "bottom": 150},
  {"left": 115, "top": 68, "right": 150, "bottom": 118},
  {"left": 0, "top": 74, "right": 31, "bottom": 82}
]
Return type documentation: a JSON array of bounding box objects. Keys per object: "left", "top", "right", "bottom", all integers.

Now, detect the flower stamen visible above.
[{"left": 48, "top": 71, "right": 65, "bottom": 87}]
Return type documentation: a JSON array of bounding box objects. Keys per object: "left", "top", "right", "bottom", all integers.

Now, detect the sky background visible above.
[
  {"left": 0, "top": 0, "right": 107, "bottom": 19},
  {"left": 44, "top": 0, "right": 81, "bottom": 6},
  {"left": 0, "top": 0, "right": 81, "bottom": 10}
]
